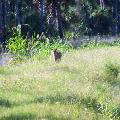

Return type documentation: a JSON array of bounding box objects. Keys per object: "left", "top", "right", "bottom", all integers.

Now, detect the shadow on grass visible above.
[
  {"left": 0, "top": 113, "right": 36, "bottom": 120},
  {"left": 81, "top": 97, "right": 120, "bottom": 120},
  {"left": 0, "top": 98, "right": 12, "bottom": 108},
  {"left": 35, "top": 93, "right": 81, "bottom": 105},
  {"left": 35, "top": 94, "right": 120, "bottom": 119},
  {"left": 112, "top": 106, "right": 120, "bottom": 119},
  {"left": 110, "top": 80, "right": 120, "bottom": 88},
  {"left": 50, "top": 66, "right": 81, "bottom": 75},
  {"left": 35, "top": 93, "right": 104, "bottom": 114},
  {"left": 59, "top": 66, "right": 81, "bottom": 74},
  {"left": 1, "top": 113, "right": 70, "bottom": 120},
  {"left": 81, "top": 97, "right": 103, "bottom": 114},
  {"left": 42, "top": 114, "right": 70, "bottom": 120},
  {"left": 35, "top": 94, "right": 103, "bottom": 114},
  {"left": 35, "top": 94, "right": 106, "bottom": 114}
]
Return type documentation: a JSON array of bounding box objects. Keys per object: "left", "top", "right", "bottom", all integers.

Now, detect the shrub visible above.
[
  {"left": 104, "top": 62, "right": 119, "bottom": 83},
  {"left": 7, "top": 34, "right": 26, "bottom": 56},
  {"left": 6, "top": 34, "right": 72, "bottom": 61},
  {"left": 31, "top": 41, "right": 72, "bottom": 60},
  {"left": 112, "top": 40, "right": 120, "bottom": 46}
]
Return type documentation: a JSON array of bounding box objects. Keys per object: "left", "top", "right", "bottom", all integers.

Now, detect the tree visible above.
[
  {"left": 100, "top": 0, "right": 104, "bottom": 10},
  {"left": 52, "top": 0, "right": 64, "bottom": 39},
  {"left": 1, "top": 0, "right": 120, "bottom": 44},
  {"left": 0, "top": 0, "right": 6, "bottom": 43},
  {"left": 33, "top": 0, "right": 46, "bottom": 34},
  {"left": 113, "top": 0, "right": 119, "bottom": 35}
]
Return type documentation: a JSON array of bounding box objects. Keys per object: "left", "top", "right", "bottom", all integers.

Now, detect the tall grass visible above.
[{"left": 0, "top": 46, "right": 120, "bottom": 120}]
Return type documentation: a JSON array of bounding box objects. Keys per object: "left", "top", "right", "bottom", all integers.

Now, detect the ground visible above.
[{"left": 0, "top": 47, "right": 120, "bottom": 120}]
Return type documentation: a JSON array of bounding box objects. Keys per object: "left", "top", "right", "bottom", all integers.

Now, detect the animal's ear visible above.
[{"left": 54, "top": 48, "right": 57, "bottom": 52}]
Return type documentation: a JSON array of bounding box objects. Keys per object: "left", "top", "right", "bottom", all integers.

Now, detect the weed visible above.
[
  {"left": 0, "top": 113, "right": 35, "bottom": 120},
  {"left": 0, "top": 98, "right": 11, "bottom": 107},
  {"left": 104, "top": 62, "right": 119, "bottom": 83}
]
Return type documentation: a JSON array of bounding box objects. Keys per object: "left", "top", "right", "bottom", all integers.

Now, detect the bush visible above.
[
  {"left": 30, "top": 41, "right": 72, "bottom": 59},
  {"left": 104, "top": 62, "right": 119, "bottom": 83},
  {"left": 112, "top": 40, "right": 120, "bottom": 46},
  {"left": 7, "top": 34, "right": 26, "bottom": 56},
  {"left": 6, "top": 34, "right": 72, "bottom": 60}
]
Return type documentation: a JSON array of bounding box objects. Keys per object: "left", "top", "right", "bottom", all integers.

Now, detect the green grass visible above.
[{"left": 0, "top": 47, "right": 120, "bottom": 120}]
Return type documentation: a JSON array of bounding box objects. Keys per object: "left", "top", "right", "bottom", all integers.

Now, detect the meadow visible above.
[{"left": 0, "top": 46, "right": 120, "bottom": 120}]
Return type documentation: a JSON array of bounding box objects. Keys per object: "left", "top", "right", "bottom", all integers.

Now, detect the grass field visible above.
[{"left": 0, "top": 47, "right": 120, "bottom": 120}]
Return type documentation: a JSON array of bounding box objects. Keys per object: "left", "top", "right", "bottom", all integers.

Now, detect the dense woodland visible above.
[{"left": 0, "top": 0, "right": 120, "bottom": 43}]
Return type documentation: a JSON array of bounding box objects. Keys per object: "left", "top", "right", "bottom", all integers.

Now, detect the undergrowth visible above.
[{"left": 6, "top": 34, "right": 72, "bottom": 61}]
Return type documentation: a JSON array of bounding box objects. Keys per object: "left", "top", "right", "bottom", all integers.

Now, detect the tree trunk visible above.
[
  {"left": 0, "top": 0, "right": 6, "bottom": 43},
  {"left": 82, "top": 1, "right": 91, "bottom": 35},
  {"left": 75, "top": 0, "right": 81, "bottom": 19},
  {"left": 15, "top": 0, "right": 21, "bottom": 31},
  {"left": 52, "top": 0, "right": 64, "bottom": 39},
  {"left": 113, "top": 0, "right": 119, "bottom": 35},
  {"left": 38, "top": 0, "right": 46, "bottom": 34},
  {"left": 100, "top": 0, "right": 104, "bottom": 10}
]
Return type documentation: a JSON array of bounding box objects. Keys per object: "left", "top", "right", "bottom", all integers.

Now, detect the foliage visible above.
[
  {"left": 1, "top": 0, "right": 120, "bottom": 44},
  {"left": 6, "top": 34, "right": 72, "bottom": 61},
  {"left": 112, "top": 40, "right": 120, "bottom": 46},
  {"left": 7, "top": 34, "right": 27, "bottom": 56},
  {"left": 29, "top": 40, "right": 72, "bottom": 59},
  {"left": 104, "top": 62, "right": 120, "bottom": 83}
]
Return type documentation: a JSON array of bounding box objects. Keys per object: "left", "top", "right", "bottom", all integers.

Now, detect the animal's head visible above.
[{"left": 53, "top": 49, "right": 58, "bottom": 53}]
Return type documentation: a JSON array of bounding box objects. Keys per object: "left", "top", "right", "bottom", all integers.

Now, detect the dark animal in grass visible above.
[{"left": 53, "top": 49, "right": 62, "bottom": 62}]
